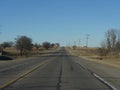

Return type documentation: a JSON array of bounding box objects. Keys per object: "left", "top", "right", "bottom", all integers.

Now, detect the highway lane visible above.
[
  {"left": 0, "top": 52, "right": 59, "bottom": 88},
  {"left": 2, "top": 50, "right": 111, "bottom": 90},
  {"left": 70, "top": 54, "right": 120, "bottom": 90}
]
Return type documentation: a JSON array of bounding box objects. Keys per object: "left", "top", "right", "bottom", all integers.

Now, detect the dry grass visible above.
[
  {"left": 2, "top": 47, "right": 58, "bottom": 60},
  {"left": 67, "top": 47, "right": 120, "bottom": 60},
  {"left": 69, "top": 47, "right": 98, "bottom": 56},
  {"left": 66, "top": 47, "right": 120, "bottom": 68}
]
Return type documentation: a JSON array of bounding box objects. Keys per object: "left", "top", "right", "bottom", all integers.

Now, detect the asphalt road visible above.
[{"left": 0, "top": 49, "right": 116, "bottom": 90}]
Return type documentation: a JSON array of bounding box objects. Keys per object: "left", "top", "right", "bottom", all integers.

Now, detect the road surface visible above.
[{"left": 0, "top": 48, "right": 118, "bottom": 90}]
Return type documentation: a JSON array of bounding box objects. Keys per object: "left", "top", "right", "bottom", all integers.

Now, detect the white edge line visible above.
[{"left": 93, "top": 73, "right": 117, "bottom": 90}]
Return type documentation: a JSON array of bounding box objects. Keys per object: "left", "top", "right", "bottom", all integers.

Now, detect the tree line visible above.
[
  {"left": 99, "top": 29, "right": 120, "bottom": 56},
  {"left": 0, "top": 35, "right": 60, "bottom": 56}
]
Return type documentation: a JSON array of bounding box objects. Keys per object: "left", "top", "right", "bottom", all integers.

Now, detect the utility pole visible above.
[
  {"left": 86, "top": 34, "right": 90, "bottom": 48},
  {"left": 78, "top": 39, "right": 81, "bottom": 47}
]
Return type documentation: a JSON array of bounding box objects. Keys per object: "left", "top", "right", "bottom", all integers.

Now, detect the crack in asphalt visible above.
[{"left": 56, "top": 63, "right": 62, "bottom": 90}]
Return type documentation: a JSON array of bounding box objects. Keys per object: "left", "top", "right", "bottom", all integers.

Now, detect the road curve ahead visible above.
[{"left": 1, "top": 48, "right": 112, "bottom": 90}]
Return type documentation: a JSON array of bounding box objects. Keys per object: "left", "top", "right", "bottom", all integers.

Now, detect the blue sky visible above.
[{"left": 0, "top": 0, "right": 120, "bottom": 47}]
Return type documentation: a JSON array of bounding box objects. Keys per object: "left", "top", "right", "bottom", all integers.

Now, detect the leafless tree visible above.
[
  {"left": 15, "top": 36, "right": 33, "bottom": 56},
  {"left": 99, "top": 41, "right": 108, "bottom": 56},
  {"left": 1, "top": 41, "right": 13, "bottom": 49},
  {"left": 42, "top": 42, "right": 51, "bottom": 50},
  {"left": 102, "top": 29, "right": 120, "bottom": 55},
  {"left": 105, "top": 29, "right": 117, "bottom": 51},
  {"left": 34, "top": 43, "right": 41, "bottom": 50},
  {"left": 115, "top": 31, "right": 120, "bottom": 54}
]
